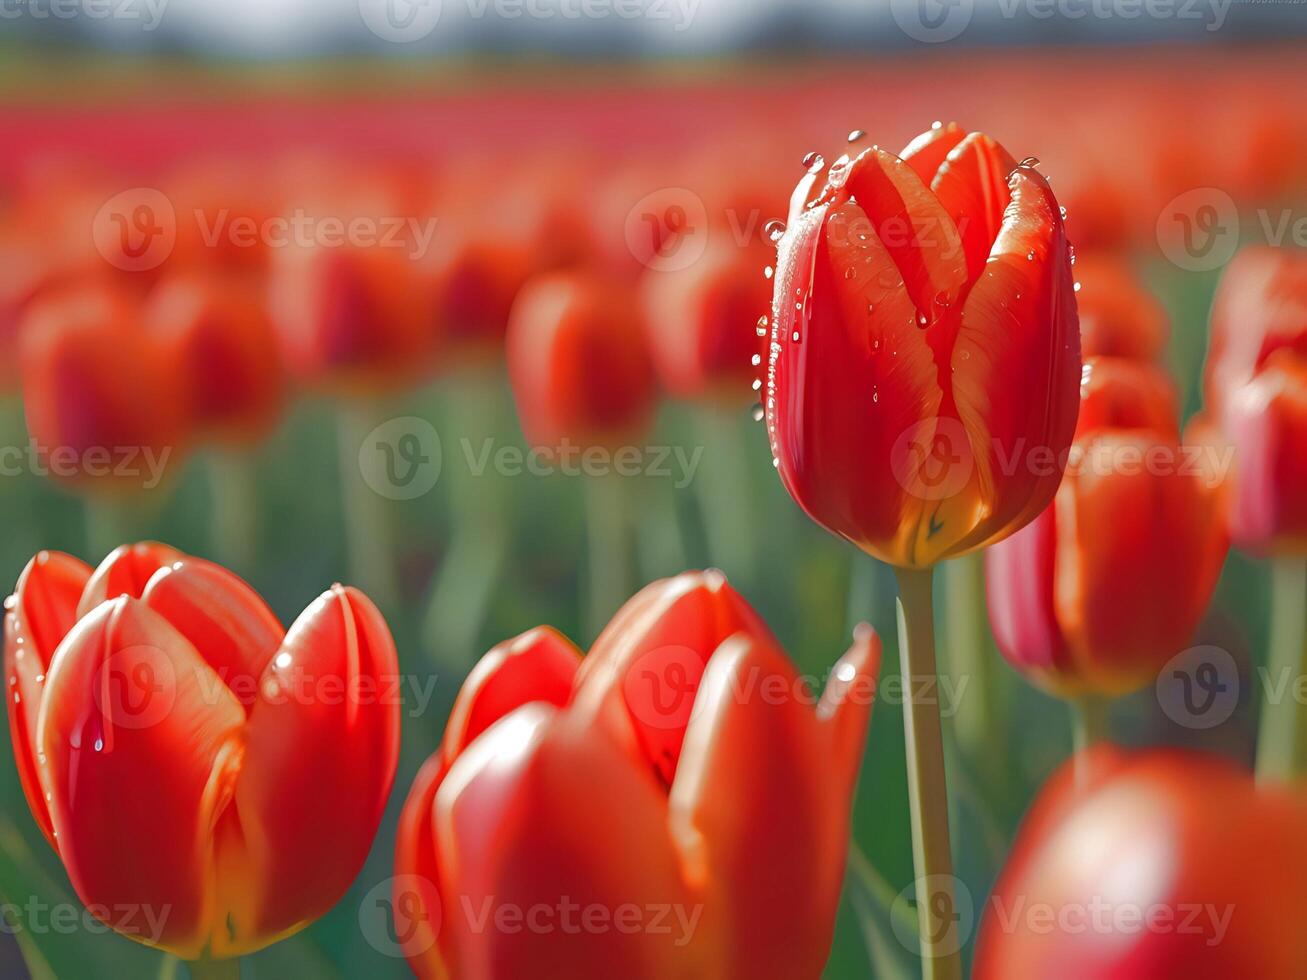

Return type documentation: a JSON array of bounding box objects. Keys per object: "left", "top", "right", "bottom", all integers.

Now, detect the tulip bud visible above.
[
  {"left": 396, "top": 571, "right": 881, "bottom": 979},
  {"left": 1073, "top": 253, "right": 1169, "bottom": 363},
  {"left": 986, "top": 358, "right": 1228, "bottom": 696},
  {"left": 507, "top": 270, "right": 657, "bottom": 452},
  {"left": 20, "top": 284, "right": 189, "bottom": 492},
  {"left": 975, "top": 748, "right": 1307, "bottom": 979},
  {"left": 1202, "top": 246, "right": 1307, "bottom": 555},
  {"left": 766, "top": 123, "right": 1081, "bottom": 568},
  {"left": 5, "top": 543, "right": 400, "bottom": 960}
]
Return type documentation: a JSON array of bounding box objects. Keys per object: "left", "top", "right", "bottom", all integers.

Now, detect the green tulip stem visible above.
[
  {"left": 206, "top": 451, "right": 258, "bottom": 572},
  {"left": 585, "top": 472, "right": 630, "bottom": 643},
  {"left": 1070, "top": 695, "right": 1110, "bottom": 756},
  {"left": 693, "top": 408, "right": 756, "bottom": 581},
  {"left": 1256, "top": 558, "right": 1307, "bottom": 783},
  {"left": 188, "top": 957, "right": 239, "bottom": 980},
  {"left": 337, "top": 401, "right": 399, "bottom": 612},
  {"left": 893, "top": 566, "right": 962, "bottom": 980}
]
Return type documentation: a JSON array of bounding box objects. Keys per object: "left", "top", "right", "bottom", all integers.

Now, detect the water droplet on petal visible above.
[
  {"left": 1073, "top": 281, "right": 1082, "bottom": 292},
  {"left": 764, "top": 219, "right": 787, "bottom": 243},
  {"left": 932, "top": 120, "right": 943, "bottom": 130},
  {"left": 802, "top": 152, "right": 825, "bottom": 173},
  {"left": 848, "top": 129, "right": 866, "bottom": 143},
  {"left": 764, "top": 266, "right": 774, "bottom": 280},
  {"left": 751, "top": 403, "right": 765, "bottom": 422},
  {"left": 751, "top": 353, "right": 762, "bottom": 366},
  {"left": 752, "top": 378, "right": 762, "bottom": 391}
]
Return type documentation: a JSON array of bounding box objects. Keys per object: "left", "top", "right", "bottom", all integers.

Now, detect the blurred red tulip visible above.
[
  {"left": 269, "top": 239, "right": 436, "bottom": 395},
  {"left": 395, "top": 571, "right": 880, "bottom": 980},
  {"left": 639, "top": 236, "right": 771, "bottom": 405},
  {"left": 4, "top": 542, "right": 400, "bottom": 960},
  {"left": 1201, "top": 246, "right": 1307, "bottom": 554},
  {"left": 507, "top": 270, "right": 657, "bottom": 452},
  {"left": 974, "top": 748, "right": 1307, "bottom": 980},
  {"left": 20, "top": 284, "right": 189, "bottom": 492},
  {"left": 986, "top": 357, "right": 1227, "bottom": 696},
  {"left": 766, "top": 122, "right": 1081, "bottom": 568},
  {"left": 1074, "top": 253, "right": 1169, "bottom": 363},
  {"left": 147, "top": 272, "right": 286, "bottom": 446}
]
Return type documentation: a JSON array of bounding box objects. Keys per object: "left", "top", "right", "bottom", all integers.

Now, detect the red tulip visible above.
[
  {"left": 974, "top": 748, "right": 1307, "bottom": 980},
  {"left": 1074, "top": 253, "right": 1169, "bottom": 363},
  {"left": 765, "top": 122, "right": 1081, "bottom": 568},
  {"left": 395, "top": 571, "right": 881, "bottom": 979},
  {"left": 1201, "top": 246, "right": 1307, "bottom": 554},
  {"left": 639, "top": 237, "right": 772, "bottom": 404},
  {"left": 4, "top": 542, "right": 400, "bottom": 960},
  {"left": 20, "top": 284, "right": 189, "bottom": 491},
  {"left": 507, "top": 270, "right": 657, "bottom": 452},
  {"left": 986, "top": 357, "right": 1227, "bottom": 696},
  {"left": 269, "top": 240, "right": 436, "bottom": 395},
  {"left": 147, "top": 271, "right": 286, "bottom": 446}
]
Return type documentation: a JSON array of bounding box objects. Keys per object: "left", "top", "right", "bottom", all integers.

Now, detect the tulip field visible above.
[{"left": 0, "top": 29, "right": 1306, "bottom": 980}]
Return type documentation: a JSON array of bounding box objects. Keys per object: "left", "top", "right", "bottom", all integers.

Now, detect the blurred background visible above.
[{"left": 1, "top": 1, "right": 1305, "bottom": 977}]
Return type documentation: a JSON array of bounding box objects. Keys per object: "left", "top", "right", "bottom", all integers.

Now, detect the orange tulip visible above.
[
  {"left": 765, "top": 122, "right": 1082, "bottom": 568},
  {"left": 985, "top": 357, "right": 1227, "bottom": 696},
  {"left": 974, "top": 748, "right": 1307, "bottom": 980},
  {"left": 4, "top": 542, "right": 400, "bottom": 960},
  {"left": 507, "top": 270, "right": 657, "bottom": 452},
  {"left": 147, "top": 271, "right": 286, "bottom": 446},
  {"left": 1074, "top": 253, "right": 1169, "bottom": 363},
  {"left": 639, "top": 237, "right": 772, "bottom": 405},
  {"left": 1201, "top": 246, "right": 1307, "bottom": 554},
  {"left": 20, "top": 284, "right": 189, "bottom": 491},
  {"left": 395, "top": 570, "right": 881, "bottom": 979}
]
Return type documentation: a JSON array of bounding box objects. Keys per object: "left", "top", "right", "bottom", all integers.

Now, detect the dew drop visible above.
[
  {"left": 752, "top": 378, "right": 762, "bottom": 391},
  {"left": 1026, "top": 250, "right": 1036, "bottom": 261},
  {"left": 764, "top": 266, "right": 774, "bottom": 280},
  {"left": 1073, "top": 281, "right": 1082, "bottom": 293},
  {"left": 772, "top": 457, "right": 780, "bottom": 469},
  {"left": 802, "top": 151, "right": 825, "bottom": 173},
  {"left": 848, "top": 129, "right": 866, "bottom": 143},
  {"left": 764, "top": 219, "right": 787, "bottom": 243},
  {"left": 932, "top": 120, "right": 943, "bottom": 130},
  {"left": 751, "top": 353, "right": 762, "bottom": 366},
  {"left": 1018, "top": 156, "right": 1040, "bottom": 169},
  {"left": 916, "top": 312, "right": 929, "bottom": 328},
  {"left": 844, "top": 267, "right": 855, "bottom": 280},
  {"left": 756, "top": 315, "right": 769, "bottom": 337},
  {"left": 792, "top": 331, "right": 801, "bottom": 343},
  {"left": 751, "top": 403, "right": 765, "bottom": 422}
]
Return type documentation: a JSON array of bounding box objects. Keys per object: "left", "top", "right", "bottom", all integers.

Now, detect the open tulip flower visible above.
[
  {"left": 986, "top": 356, "right": 1228, "bottom": 697},
  {"left": 1200, "top": 245, "right": 1307, "bottom": 555},
  {"left": 4, "top": 542, "right": 400, "bottom": 963},
  {"left": 395, "top": 570, "right": 881, "bottom": 980},
  {"left": 974, "top": 748, "right": 1307, "bottom": 979},
  {"left": 766, "top": 121, "right": 1081, "bottom": 568}
]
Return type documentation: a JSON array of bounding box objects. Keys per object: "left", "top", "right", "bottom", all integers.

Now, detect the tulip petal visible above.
[
  {"left": 442, "top": 625, "right": 581, "bottom": 761},
  {"left": 1075, "top": 358, "right": 1180, "bottom": 443},
  {"left": 668, "top": 628, "right": 879, "bottom": 980},
  {"left": 37, "top": 597, "right": 246, "bottom": 959},
  {"left": 899, "top": 122, "right": 967, "bottom": 185},
  {"left": 950, "top": 165, "right": 1081, "bottom": 557},
  {"left": 77, "top": 542, "right": 184, "bottom": 619},
  {"left": 227, "top": 585, "right": 400, "bottom": 953},
  {"left": 930, "top": 132, "right": 1017, "bottom": 282},
  {"left": 5, "top": 551, "right": 92, "bottom": 845},
  {"left": 574, "top": 571, "right": 777, "bottom": 788},
  {"left": 139, "top": 557, "right": 284, "bottom": 710},
  {"left": 394, "top": 753, "right": 454, "bottom": 980},
  {"left": 842, "top": 146, "right": 969, "bottom": 318},
  {"left": 434, "top": 705, "right": 693, "bottom": 980}
]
